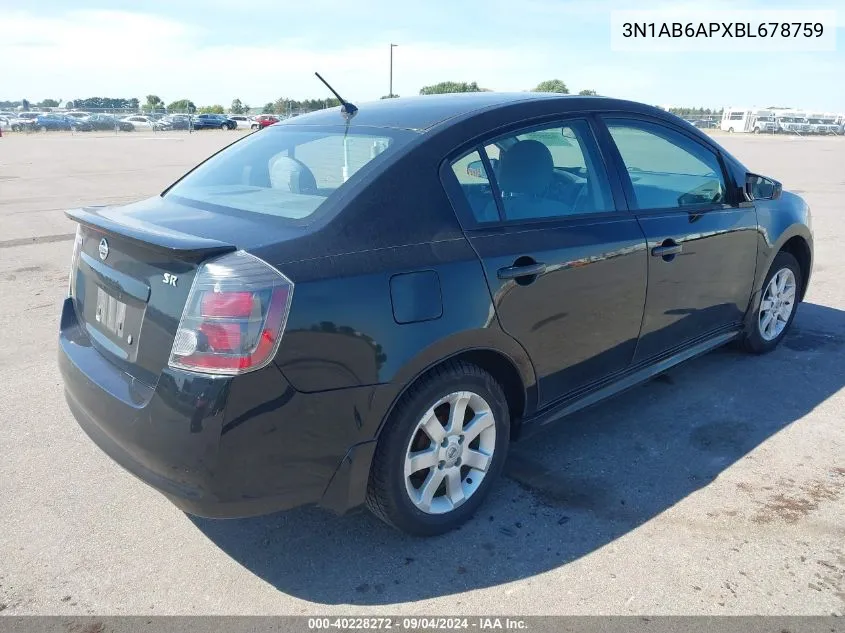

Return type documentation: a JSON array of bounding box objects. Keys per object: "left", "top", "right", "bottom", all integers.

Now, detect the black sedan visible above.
[
  {"left": 163, "top": 114, "right": 193, "bottom": 130},
  {"left": 58, "top": 93, "right": 813, "bottom": 536},
  {"left": 82, "top": 114, "right": 129, "bottom": 131}
]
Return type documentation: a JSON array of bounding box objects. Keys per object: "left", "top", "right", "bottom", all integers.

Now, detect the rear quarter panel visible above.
[{"left": 248, "top": 143, "right": 537, "bottom": 442}]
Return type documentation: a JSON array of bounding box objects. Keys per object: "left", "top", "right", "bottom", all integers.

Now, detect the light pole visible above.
[{"left": 389, "top": 43, "right": 398, "bottom": 97}]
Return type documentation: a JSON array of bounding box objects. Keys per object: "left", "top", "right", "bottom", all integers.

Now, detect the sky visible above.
[{"left": 2, "top": 0, "right": 843, "bottom": 111}]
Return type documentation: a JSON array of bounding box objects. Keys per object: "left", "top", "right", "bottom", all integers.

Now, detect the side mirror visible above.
[
  {"left": 466, "top": 158, "right": 498, "bottom": 179},
  {"left": 745, "top": 173, "right": 782, "bottom": 201}
]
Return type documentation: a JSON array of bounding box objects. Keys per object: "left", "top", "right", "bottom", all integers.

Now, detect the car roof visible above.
[{"left": 278, "top": 92, "right": 626, "bottom": 132}]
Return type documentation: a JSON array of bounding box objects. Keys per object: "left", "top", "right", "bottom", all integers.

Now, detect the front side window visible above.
[
  {"left": 166, "top": 125, "right": 411, "bottom": 220},
  {"left": 449, "top": 119, "right": 614, "bottom": 223},
  {"left": 605, "top": 119, "right": 727, "bottom": 210}
]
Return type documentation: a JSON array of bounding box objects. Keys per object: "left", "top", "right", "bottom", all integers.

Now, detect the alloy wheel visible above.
[
  {"left": 758, "top": 268, "right": 796, "bottom": 341},
  {"left": 403, "top": 391, "right": 496, "bottom": 514}
]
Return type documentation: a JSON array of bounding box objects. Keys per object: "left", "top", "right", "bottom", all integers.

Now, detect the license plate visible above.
[{"left": 95, "top": 286, "right": 128, "bottom": 338}]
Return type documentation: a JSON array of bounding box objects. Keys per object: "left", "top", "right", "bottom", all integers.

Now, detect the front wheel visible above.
[
  {"left": 740, "top": 251, "right": 801, "bottom": 354},
  {"left": 367, "top": 361, "right": 510, "bottom": 536}
]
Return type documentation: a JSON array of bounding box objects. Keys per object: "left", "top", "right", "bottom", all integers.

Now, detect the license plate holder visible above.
[
  {"left": 96, "top": 286, "right": 128, "bottom": 339},
  {"left": 85, "top": 284, "right": 143, "bottom": 361}
]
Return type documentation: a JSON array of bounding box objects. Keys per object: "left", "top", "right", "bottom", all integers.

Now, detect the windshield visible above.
[{"left": 165, "top": 125, "right": 414, "bottom": 220}]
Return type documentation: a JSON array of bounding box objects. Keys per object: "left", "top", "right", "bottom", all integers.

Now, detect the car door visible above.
[
  {"left": 597, "top": 116, "right": 758, "bottom": 363},
  {"left": 444, "top": 117, "right": 648, "bottom": 407}
]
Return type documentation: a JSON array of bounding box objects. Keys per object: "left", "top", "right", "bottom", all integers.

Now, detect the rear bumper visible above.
[{"left": 58, "top": 297, "right": 380, "bottom": 518}]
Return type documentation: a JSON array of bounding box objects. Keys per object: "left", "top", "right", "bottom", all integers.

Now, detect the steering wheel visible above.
[{"left": 545, "top": 170, "right": 579, "bottom": 205}]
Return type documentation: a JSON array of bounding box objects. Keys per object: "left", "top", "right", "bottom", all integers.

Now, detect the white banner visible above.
[{"left": 610, "top": 10, "right": 837, "bottom": 52}]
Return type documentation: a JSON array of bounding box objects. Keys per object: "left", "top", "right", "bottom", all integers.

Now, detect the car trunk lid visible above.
[{"left": 65, "top": 197, "right": 301, "bottom": 386}]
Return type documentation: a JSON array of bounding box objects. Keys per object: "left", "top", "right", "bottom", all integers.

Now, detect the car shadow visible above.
[{"left": 190, "top": 301, "right": 845, "bottom": 605}]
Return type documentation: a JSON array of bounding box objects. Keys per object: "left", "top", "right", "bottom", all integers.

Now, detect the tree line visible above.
[{"left": 2, "top": 81, "right": 732, "bottom": 117}]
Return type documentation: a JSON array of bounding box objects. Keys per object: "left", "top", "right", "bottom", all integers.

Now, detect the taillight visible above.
[
  {"left": 168, "top": 250, "right": 294, "bottom": 376},
  {"left": 68, "top": 225, "right": 83, "bottom": 297}
]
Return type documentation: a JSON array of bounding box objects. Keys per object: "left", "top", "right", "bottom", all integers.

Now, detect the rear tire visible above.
[
  {"left": 740, "top": 251, "right": 801, "bottom": 354},
  {"left": 366, "top": 361, "right": 510, "bottom": 536}
]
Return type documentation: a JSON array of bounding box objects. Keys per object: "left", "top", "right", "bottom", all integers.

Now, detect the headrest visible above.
[
  {"left": 497, "top": 140, "right": 554, "bottom": 196},
  {"left": 269, "top": 154, "right": 317, "bottom": 194}
]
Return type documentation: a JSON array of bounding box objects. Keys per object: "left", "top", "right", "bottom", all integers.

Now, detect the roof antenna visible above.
[{"left": 314, "top": 72, "right": 358, "bottom": 120}]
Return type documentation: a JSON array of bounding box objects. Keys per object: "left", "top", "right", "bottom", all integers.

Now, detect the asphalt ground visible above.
[{"left": 0, "top": 129, "right": 842, "bottom": 615}]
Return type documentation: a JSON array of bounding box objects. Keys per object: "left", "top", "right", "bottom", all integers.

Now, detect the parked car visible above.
[
  {"left": 0, "top": 110, "right": 17, "bottom": 128},
  {"left": 119, "top": 115, "right": 166, "bottom": 131},
  {"left": 8, "top": 112, "right": 42, "bottom": 131},
  {"left": 227, "top": 115, "right": 255, "bottom": 130},
  {"left": 82, "top": 114, "right": 120, "bottom": 131},
  {"left": 65, "top": 111, "right": 92, "bottom": 119},
  {"left": 58, "top": 93, "right": 813, "bottom": 536},
  {"left": 252, "top": 114, "right": 279, "bottom": 129},
  {"left": 30, "top": 113, "right": 93, "bottom": 132},
  {"left": 192, "top": 113, "right": 237, "bottom": 130},
  {"left": 162, "top": 114, "right": 192, "bottom": 130}
]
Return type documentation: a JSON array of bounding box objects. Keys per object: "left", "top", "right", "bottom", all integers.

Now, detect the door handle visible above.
[
  {"left": 497, "top": 262, "right": 547, "bottom": 280},
  {"left": 651, "top": 243, "right": 683, "bottom": 258}
]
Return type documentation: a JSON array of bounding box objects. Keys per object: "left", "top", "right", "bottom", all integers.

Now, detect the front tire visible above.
[
  {"left": 366, "top": 361, "right": 510, "bottom": 536},
  {"left": 740, "top": 251, "right": 801, "bottom": 354}
]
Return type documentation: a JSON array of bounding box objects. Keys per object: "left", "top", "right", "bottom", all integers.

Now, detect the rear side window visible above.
[
  {"left": 604, "top": 119, "right": 727, "bottom": 209},
  {"left": 449, "top": 119, "right": 614, "bottom": 223},
  {"left": 165, "top": 126, "right": 412, "bottom": 220}
]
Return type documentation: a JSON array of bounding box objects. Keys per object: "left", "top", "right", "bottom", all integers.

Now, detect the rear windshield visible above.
[{"left": 165, "top": 125, "right": 413, "bottom": 220}]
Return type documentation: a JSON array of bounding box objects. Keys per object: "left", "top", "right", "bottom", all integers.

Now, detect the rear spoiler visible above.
[{"left": 66, "top": 206, "right": 236, "bottom": 260}]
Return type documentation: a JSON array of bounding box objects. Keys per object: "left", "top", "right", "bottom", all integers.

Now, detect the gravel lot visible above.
[{"left": 0, "top": 130, "right": 843, "bottom": 616}]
